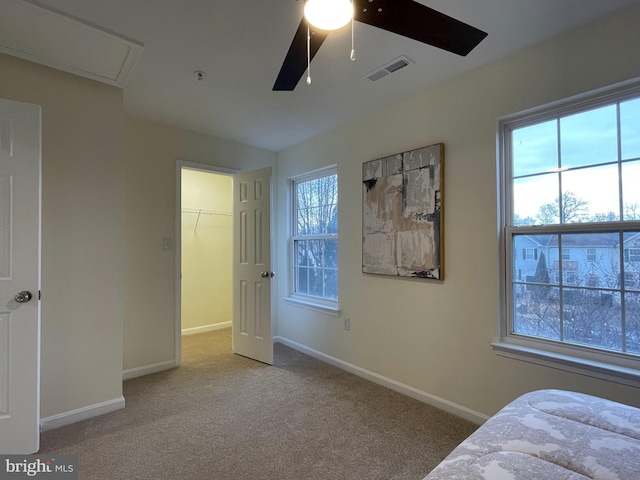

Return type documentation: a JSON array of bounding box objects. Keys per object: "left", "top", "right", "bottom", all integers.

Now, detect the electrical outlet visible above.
[{"left": 343, "top": 317, "right": 350, "bottom": 331}]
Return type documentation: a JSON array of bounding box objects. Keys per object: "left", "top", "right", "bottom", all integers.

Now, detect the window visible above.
[
  {"left": 626, "top": 248, "right": 640, "bottom": 263},
  {"left": 497, "top": 84, "right": 640, "bottom": 383},
  {"left": 586, "top": 274, "right": 600, "bottom": 288},
  {"left": 288, "top": 166, "right": 338, "bottom": 313}
]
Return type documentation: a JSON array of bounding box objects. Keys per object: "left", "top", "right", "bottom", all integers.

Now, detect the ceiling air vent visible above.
[{"left": 365, "top": 56, "right": 414, "bottom": 82}]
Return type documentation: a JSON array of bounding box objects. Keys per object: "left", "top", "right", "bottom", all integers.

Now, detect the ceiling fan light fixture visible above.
[{"left": 304, "top": 0, "right": 353, "bottom": 31}]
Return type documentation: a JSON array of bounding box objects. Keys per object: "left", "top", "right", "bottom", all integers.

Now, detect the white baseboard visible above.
[
  {"left": 40, "top": 396, "right": 125, "bottom": 432},
  {"left": 275, "top": 336, "right": 489, "bottom": 425},
  {"left": 181, "top": 321, "right": 231, "bottom": 336},
  {"left": 122, "top": 359, "right": 177, "bottom": 380}
]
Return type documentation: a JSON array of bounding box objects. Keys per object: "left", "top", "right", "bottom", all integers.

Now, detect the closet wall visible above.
[{"left": 181, "top": 169, "right": 233, "bottom": 333}]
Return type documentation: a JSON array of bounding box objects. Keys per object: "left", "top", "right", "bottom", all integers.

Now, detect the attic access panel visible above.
[{"left": 0, "top": 0, "right": 143, "bottom": 87}]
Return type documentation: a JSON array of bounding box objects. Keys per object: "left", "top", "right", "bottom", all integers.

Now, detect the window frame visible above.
[
  {"left": 286, "top": 165, "right": 340, "bottom": 315},
  {"left": 496, "top": 81, "right": 640, "bottom": 387}
]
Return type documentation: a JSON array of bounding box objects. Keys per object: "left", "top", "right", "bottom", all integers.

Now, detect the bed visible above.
[{"left": 423, "top": 389, "right": 640, "bottom": 479}]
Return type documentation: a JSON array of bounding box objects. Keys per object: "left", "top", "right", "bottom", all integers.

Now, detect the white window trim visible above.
[
  {"left": 284, "top": 295, "right": 340, "bottom": 316},
  {"left": 496, "top": 78, "right": 640, "bottom": 387},
  {"left": 491, "top": 340, "right": 640, "bottom": 388},
  {"left": 287, "top": 165, "right": 340, "bottom": 314}
]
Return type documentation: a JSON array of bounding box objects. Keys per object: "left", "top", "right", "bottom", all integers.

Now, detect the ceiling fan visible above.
[{"left": 273, "top": 0, "right": 488, "bottom": 91}]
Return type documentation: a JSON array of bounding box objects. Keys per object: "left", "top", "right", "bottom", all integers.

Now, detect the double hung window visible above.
[
  {"left": 289, "top": 167, "right": 338, "bottom": 311},
  {"left": 498, "top": 85, "right": 640, "bottom": 382}
]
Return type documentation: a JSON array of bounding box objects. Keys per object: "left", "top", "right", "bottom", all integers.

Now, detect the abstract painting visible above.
[{"left": 362, "top": 143, "right": 444, "bottom": 279}]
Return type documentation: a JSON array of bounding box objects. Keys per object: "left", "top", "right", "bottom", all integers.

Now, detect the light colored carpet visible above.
[{"left": 39, "top": 329, "right": 476, "bottom": 479}]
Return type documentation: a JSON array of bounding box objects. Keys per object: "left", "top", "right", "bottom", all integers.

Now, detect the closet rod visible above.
[
  {"left": 182, "top": 208, "right": 232, "bottom": 233},
  {"left": 182, "top": 207, "right": 231, "bottom": 216}
]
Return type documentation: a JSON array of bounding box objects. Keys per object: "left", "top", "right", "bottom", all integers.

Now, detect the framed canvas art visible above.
[{"left": 362, "top": 143, "right": 444, "bottom": 279}]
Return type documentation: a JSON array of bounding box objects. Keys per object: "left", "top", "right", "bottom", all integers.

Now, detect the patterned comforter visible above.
[{"left": 423, "top": 389, "right": 640, "bottom": 479}]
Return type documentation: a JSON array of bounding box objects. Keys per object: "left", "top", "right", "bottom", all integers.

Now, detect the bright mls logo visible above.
[{"left": 1, "top": 455, "right": 78, "bottom": 479}]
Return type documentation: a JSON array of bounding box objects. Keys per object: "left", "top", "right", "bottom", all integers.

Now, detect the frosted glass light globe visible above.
[{"left": 304, "top": 0, "right": 354, "bottom": 31}]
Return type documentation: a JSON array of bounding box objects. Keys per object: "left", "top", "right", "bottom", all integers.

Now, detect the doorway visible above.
[
  {"left": 176, "top": 162, "right": 236, "bottom": 364},
  {"left": 175, "top": 162, "right": 274, "bottom": 366}
]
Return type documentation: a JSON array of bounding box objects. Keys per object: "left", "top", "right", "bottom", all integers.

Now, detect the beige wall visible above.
[
  {"left": 181, "top": 170, "right": 232, "bottom": 331},
  {"left": 0, "top": 52, "right": 277, "bottom": 416},
  {"left": 122, "top": 117, "right": 276, "bottom": 372},
  {"left": 275, "top": 4, "right": 640, "bottom": 419},
  {"left": 0, "top": 53, "right": 124, "bottom": 418}
]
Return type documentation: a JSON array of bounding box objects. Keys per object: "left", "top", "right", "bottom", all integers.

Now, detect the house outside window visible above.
[
  {"left": 288, "top": 166, "right": 338, "bottom": 313},
  {"left": 497, "top": 83, "right": 640, "bottom": 383}
]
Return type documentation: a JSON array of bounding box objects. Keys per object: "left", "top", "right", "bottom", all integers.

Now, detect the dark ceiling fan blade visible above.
[
  {"left": 273, "top": 18, "right": 330, "bottom": 91},
  {"left": 354, "top": 0, "right": 487, "bottom": 56}
]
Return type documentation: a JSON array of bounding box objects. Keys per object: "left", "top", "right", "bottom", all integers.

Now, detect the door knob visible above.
[
  {"left": 260, "top": 271, "right": 275, "bottom": 278},
  {"left": 14, "top": 291, "right": 33, "bottom": 303}
]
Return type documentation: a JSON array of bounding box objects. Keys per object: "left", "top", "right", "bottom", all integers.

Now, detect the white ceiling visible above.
[{"left": 10, "top": 0, "right": 640, "bottom": 152}]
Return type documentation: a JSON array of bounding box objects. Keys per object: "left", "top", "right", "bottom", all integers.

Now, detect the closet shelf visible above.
[
  {"left": 182, "top": 208, "right": 232, "bottom": 233},
  {"left": 182, "top": 207, "right": 231, "bottom": 216}
]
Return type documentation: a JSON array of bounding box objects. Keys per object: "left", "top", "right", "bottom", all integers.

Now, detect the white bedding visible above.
[{"left": 423, "top": 389, "right": 640, "bottom": 479}]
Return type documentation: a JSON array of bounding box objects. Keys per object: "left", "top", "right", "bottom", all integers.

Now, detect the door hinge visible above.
[{"left": 39, "top": 290, "right": 41, "bottom": 300}]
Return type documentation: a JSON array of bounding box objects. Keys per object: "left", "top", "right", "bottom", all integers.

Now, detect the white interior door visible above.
[
  {"left": 232, "top": 167, "right": 273, "bottom": 364},
  {"left": 0, "top": 99, "right": 41, "bottom": 454}
]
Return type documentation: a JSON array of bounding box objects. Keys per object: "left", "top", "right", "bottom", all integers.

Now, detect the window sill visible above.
[
  {"left": 492, "top": 341, "right": 640, "bottom": 388},
  {"left": 284, "top": 296, "right": 340, "bottom": 316}
]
